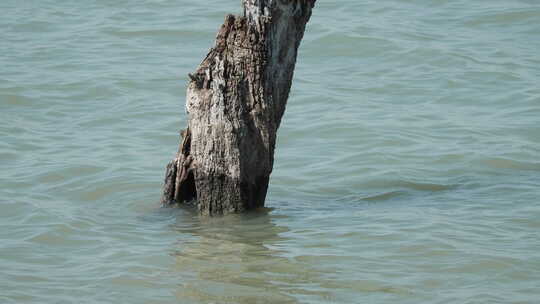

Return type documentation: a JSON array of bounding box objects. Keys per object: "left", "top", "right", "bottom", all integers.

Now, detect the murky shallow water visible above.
[{"left": 1, "top": 0, "right": 540, "bottom": 303}]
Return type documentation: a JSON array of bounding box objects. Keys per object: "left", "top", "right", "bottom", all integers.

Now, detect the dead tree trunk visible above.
[{"left": 161, "top": 0, "right": 316, "bottom": 215}]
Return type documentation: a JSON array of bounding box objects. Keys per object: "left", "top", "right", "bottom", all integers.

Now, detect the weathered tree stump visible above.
[{"left": 161, "top": 0, "right": 316, "bottom": 215}]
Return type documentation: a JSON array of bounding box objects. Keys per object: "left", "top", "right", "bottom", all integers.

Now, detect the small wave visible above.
[
  {"left": 400, "top": 181, "right": 456, "bottom": 192},
  {"left": 480, "top": 157, "right": 540, "bottom": 171},
  {"left": 360, "top": 191, "right": 405, "bottom": 202},
  {"left": 361, "top": 179, "right": 458, "bottom": 193},
  {"left": 0, "top": 94, "right": 34, "bottom": 107},
  {"left": 306, "top": 32, "right": 397, "bottom": 57},
  {"left": 464, "top": 9, "right": 540, "bottom": 27},
  {"left": 105, "top": 29, "right": 205, "bottom": 38},
  {"left": 341, "top": 180, "right": 458, "bottom": 204}
]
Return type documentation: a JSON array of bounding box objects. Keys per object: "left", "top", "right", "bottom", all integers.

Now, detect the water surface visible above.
[{"left": 1, "top": 0, "right": 540, "bottom": 303}]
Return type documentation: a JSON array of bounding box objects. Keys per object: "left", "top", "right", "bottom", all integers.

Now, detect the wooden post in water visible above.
[{"left": 161, "top": 0, "right": 316, "bottom": 215}]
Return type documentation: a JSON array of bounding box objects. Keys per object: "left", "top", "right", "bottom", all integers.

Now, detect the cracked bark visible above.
[{"left": 161, "top": 0, "right": 316, "bottom": 215}]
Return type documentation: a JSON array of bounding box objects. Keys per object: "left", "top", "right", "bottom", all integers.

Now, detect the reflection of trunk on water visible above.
[{"left": 169, "top": 210, "right": 332, "bottom": 303}]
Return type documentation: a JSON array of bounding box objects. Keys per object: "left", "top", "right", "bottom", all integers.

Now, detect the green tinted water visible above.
[{"left": 1, "top": 0, "right": 540, "bottom": 303}]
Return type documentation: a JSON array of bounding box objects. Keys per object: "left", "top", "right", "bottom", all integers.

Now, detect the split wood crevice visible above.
[{"left": 162, "top": 0, "right": 316, "bottom": 215}]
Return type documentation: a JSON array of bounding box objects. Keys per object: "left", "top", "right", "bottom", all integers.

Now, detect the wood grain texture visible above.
[{"left": 162, "top": 0, "right": 316, "bottom": 215}]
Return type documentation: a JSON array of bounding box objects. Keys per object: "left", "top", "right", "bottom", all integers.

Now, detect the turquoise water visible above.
[{"left": 1, "top": 0, "right": 540, "bottom": 303}]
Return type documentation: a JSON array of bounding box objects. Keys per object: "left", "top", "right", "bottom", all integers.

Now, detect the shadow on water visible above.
[{"left": 166, "top": 207, "right": 334, "bottom": 304}]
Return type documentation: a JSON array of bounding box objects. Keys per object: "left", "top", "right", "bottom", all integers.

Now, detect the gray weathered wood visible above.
[{"left": 161, "top": 0, "right": 316, "bottom": 215}]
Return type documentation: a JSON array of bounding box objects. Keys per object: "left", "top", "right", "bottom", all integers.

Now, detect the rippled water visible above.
[{"left": 1, "top": 0, "right": 540, "bottom": 303}]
